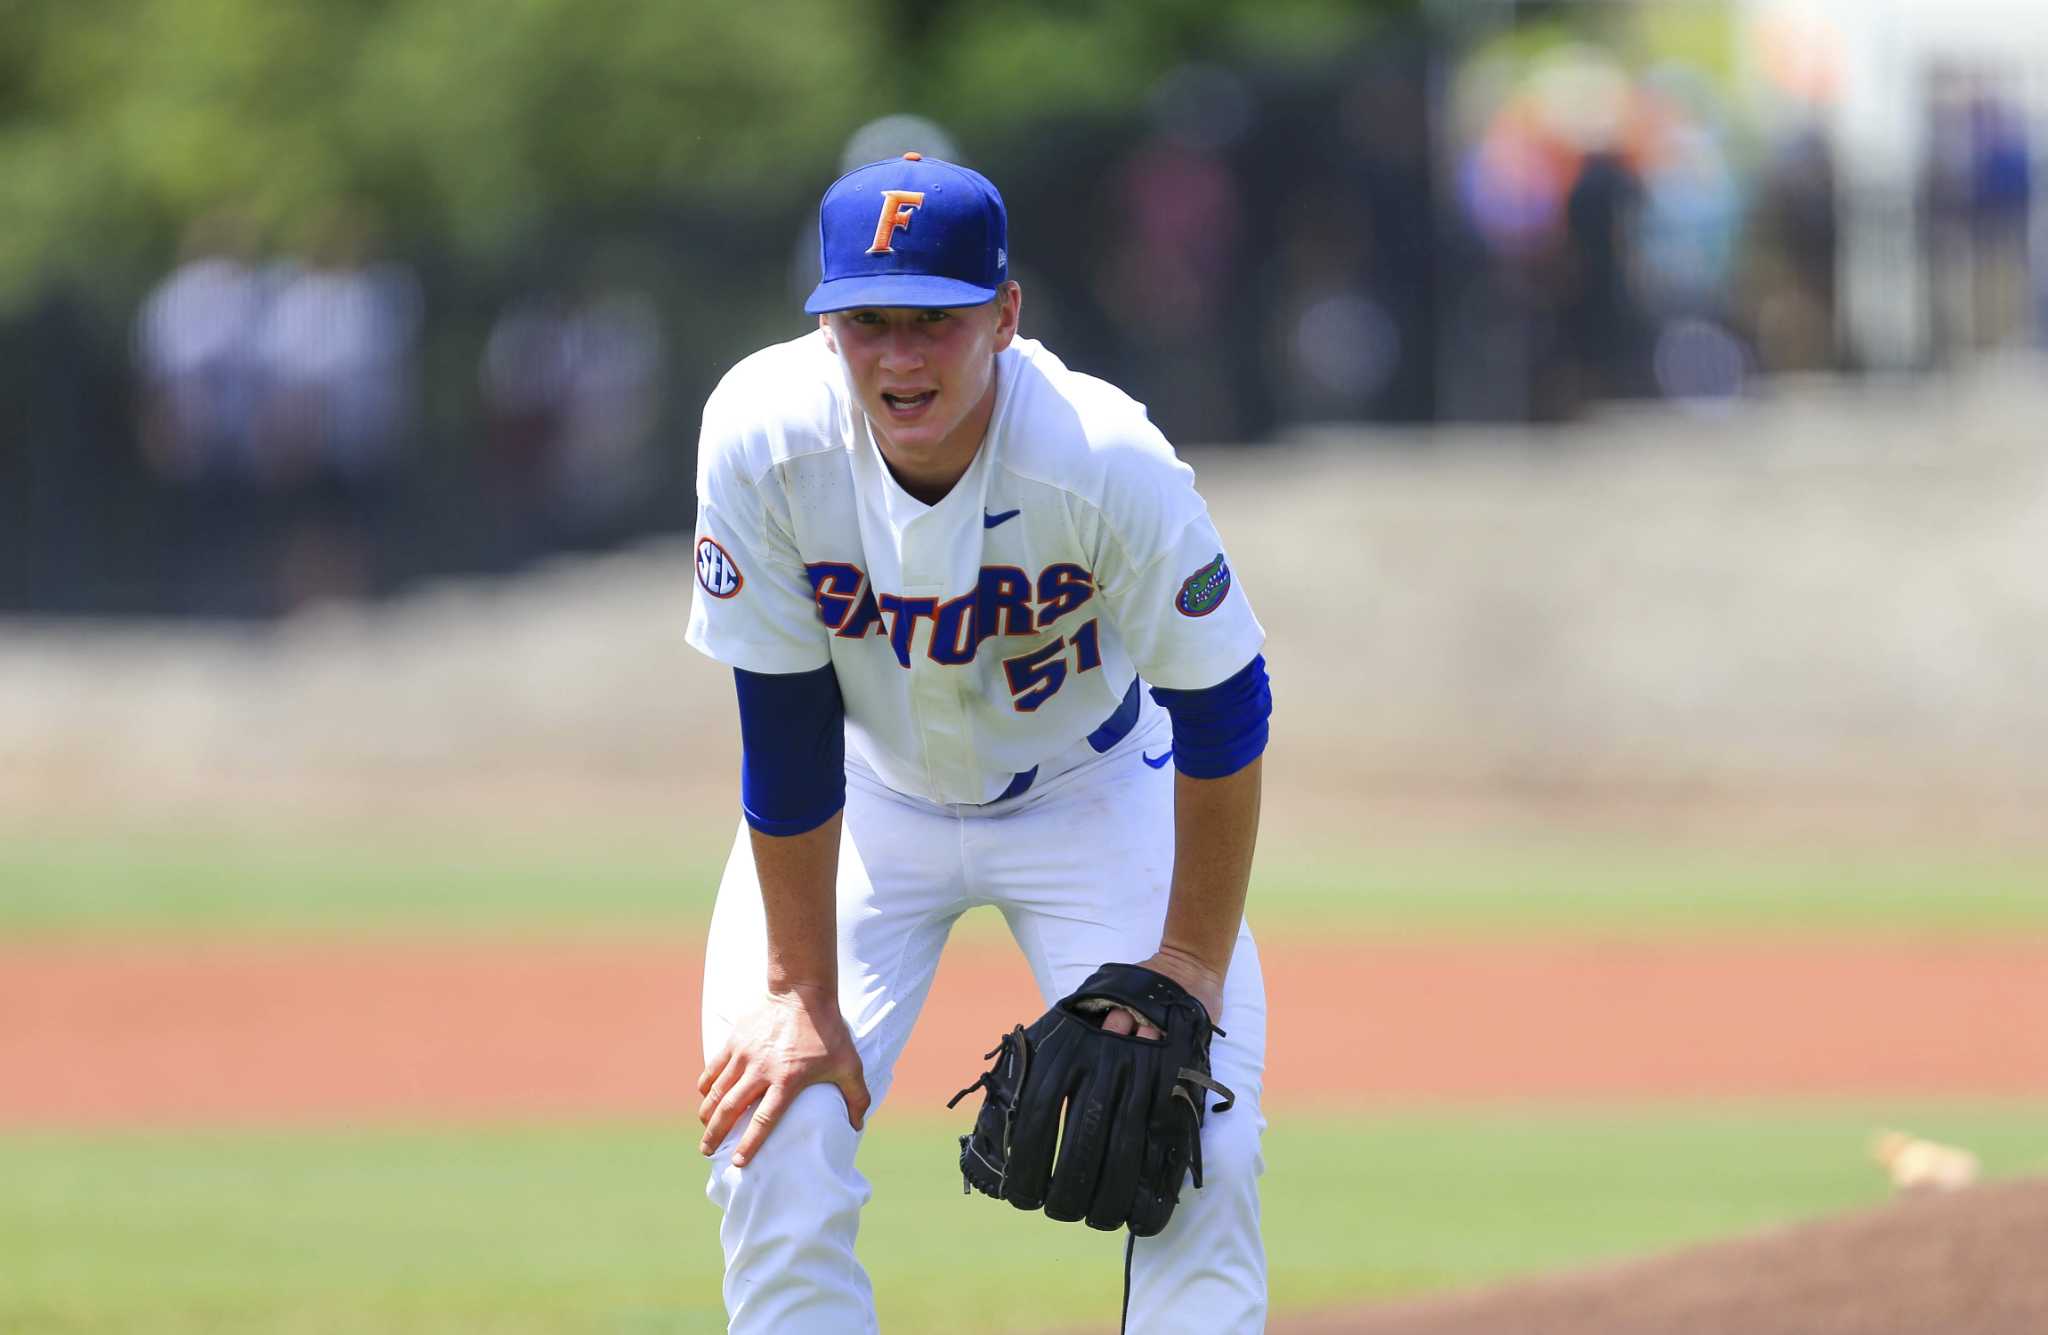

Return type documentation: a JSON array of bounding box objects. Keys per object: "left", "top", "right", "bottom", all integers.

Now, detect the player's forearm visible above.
[
  {"left": 748, "top": 814, "right": 843, "bottom": 993},
  {"left": 1158, "top": 756, "right": 1262, "bottom": 985}
]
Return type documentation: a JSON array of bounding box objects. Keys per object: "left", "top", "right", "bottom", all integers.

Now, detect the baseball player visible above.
[{"left": 687, "top": 151, "right": 1273, "bottom": 1333}]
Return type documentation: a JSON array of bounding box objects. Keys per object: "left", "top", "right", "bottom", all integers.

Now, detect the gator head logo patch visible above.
[{"left": 1174, "top": 553, "right": 1231, "bottom": 617}]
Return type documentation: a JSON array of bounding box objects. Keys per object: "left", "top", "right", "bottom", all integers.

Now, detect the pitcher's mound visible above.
[{"left": 1283, "top": 1178, "right": 2048, "bottom": 1335}]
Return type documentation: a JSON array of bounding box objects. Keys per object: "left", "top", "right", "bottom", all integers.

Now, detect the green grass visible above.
[
  {"left": 0, "top": 828, "right": 724, "bottom": 937},
  {"left": 4, "top": 826, "right": 2046, "bottom": 939},
  {"left": 1255, "top": 842, "right": 2048, "bottom": 938},
  {"left": 3, "top": 1106, "right": 2045, "bottom": 1333}
]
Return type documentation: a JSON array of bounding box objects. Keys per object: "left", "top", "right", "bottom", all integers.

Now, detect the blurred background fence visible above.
[{"left": 8, "top": 0, "right": 2046, "bottom": 621}]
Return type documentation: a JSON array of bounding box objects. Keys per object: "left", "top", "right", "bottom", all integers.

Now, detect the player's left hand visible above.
[
  {"left": 1099, "top": 947, "right": 1224, "bottom": 1040},
  {"left": 948, "top": 959, "right": 1235, "bottom": 1234}
]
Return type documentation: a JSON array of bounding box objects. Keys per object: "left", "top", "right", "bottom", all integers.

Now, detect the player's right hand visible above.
[{"left": 697, "top": 982, "right": 870, "bottom": 1167}]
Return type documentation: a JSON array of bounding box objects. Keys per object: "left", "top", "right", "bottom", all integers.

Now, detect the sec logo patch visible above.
[
  {"left": 1174, "top": 552, "right": 1231, "bottom": 617},
  {"left": 696, "top": 538, "right": 743, "bottom": 599}
]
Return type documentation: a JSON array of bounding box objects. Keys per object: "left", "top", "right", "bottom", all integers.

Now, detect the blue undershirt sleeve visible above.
[
  {"left": 1148, "top": 654, "right": 1272, "bottom": 780},
  {"left": 733, "top": 664, "right": 846, "bottom": 836}
]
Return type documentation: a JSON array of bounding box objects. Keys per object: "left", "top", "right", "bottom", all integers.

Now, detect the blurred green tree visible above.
[
  {"left": 0, "top": 0, "right": 889, "bottom": 307},
  {"left": 0, "top": 0, "right": 1396, "bottom": 310}
]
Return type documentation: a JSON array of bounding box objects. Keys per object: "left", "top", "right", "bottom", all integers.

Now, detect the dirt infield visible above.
[
  {"left": 1283, "top": 1178, "right": 2048, "bottom": 1335},
  {"left": 7, "top": 936, "right": 2048, "bottom": 1126},
  {"left": 9, "top": 934, "right": 2047, "bottom": 1334}
]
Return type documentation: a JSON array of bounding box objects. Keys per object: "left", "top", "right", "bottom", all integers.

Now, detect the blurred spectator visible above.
[
  {"left": 256, "top": 208, "right": 418, "bottom": 489},
  {"left": 480, "top": 284, "right": 664, "bottom": 564},
  {"left": 1460, "top": 101, "right": 1575, "bottom": 258},
  {"left": 1926, "top": 66, "right": 2035, "bottom": 358},
  {"left": 1750, "top": 120, "right": 1839, "bottom": 372},
  {"left": 1449, "top": 36, "right": 1759, "bottom": 413},
  {"left": 134, "top": 212, "right": 274, "bottom": 615},
  {"left": 135, "top": 212, "right": 269, "bottom": 489},
  {"left": 1094, "top": 64, "right": 1255, "bottom": 441},
  {"left": 1336, "top": 46, "right": 1437, "bottom": 421},
  {"left": 1633, "top": 74, "right": 1742, "bottom": 317},
  {"left": 1563, "top": 148, "right": 1649, "bottom": 400},
  {"left": 1967, "top": 85, "right": 2031, "bottom": 348},
  {"left": 1451, "top": 48, "right": 1625, "bottom": 418},
  {"left": 133, "top": 206, "right": 419, "bottom": 614},
  {"left": 1260, "top": 187, "right": 1399, "bottom": 424},
  {"left": 256, "top": 204, "right": 421, "bottom": 607}
]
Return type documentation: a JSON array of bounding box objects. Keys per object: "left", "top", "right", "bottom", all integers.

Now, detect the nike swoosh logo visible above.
[
  {"left": 1142, "top": 749, "right": 1173, "bottom": 769},
  {"left": 983, "top": 508, "right": 1021, "bottom": 528}
]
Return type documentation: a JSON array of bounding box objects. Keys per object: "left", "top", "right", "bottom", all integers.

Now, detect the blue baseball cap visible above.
[{"left": 803, "top": 153, "right": 1008, "bottom": 315}]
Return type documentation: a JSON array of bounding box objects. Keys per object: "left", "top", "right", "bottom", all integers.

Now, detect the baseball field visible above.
[
  {"left": 6, "top": 820, "right": 2047, "bottom": 1334},
  {"left": 9, "top": 383, "right": 2048, "bottom": 1331}
]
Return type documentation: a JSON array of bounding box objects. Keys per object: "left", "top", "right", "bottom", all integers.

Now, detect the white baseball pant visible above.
[{"left": 699, "top": 704, "right": 1269, "bottom": 1334}]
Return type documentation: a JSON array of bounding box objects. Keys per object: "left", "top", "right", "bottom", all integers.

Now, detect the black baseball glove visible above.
[{"left": 947, "top": 962, "right": 1234, "bottom": 1237}]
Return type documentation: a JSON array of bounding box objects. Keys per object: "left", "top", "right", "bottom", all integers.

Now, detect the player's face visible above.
[{"left": 822, "top": 284, "right": 1021, "bottom": 485}]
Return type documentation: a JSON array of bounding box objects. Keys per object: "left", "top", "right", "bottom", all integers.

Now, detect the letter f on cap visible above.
[{"left": 868, "top": 190, "right": 926, "bottom": 254}]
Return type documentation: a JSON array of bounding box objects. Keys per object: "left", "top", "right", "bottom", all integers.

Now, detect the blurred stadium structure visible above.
[
  {"left": 3, "top": 0, "right": 2044, "bottom": 621},
  {"left": 5, "top": 359, "right": 2045, "bottom": 833}
]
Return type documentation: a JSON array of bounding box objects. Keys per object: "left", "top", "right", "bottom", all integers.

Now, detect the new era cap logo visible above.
[{"left": 868, "top": 190, "right": 925, "bottom": 254}]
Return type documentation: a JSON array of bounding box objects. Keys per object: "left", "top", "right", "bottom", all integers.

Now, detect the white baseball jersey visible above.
[{"left": 686, "top": 330, "right": 1264, "bottom": 806}]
